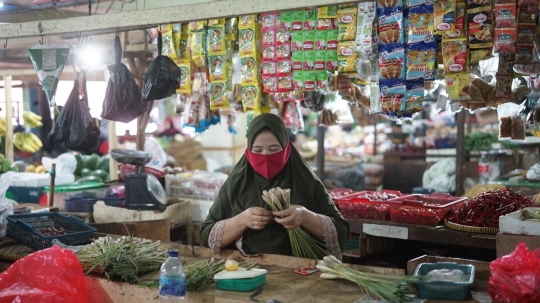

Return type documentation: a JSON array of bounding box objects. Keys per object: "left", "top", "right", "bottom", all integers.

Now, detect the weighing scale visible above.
[{"left": 110, "top": 149, "right": 167, "bottom": 211}]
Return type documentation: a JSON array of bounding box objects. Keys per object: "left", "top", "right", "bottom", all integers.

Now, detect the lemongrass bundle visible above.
[
  {"left": 522, "top": 208, "right": 540, "bottom": 222},
  {"left": 317, "top": 256, "right": 419, "bottom": 303},
  {"left": 262, "top": 187, "right": 328, "bottom": 259}
]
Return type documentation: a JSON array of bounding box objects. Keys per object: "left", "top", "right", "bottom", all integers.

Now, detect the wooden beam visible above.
[
  {"left": 0, "top": 0, "right": 356, "bottom": 40},
  {"left": 456, "top": 110, "right": 466, "bottom": 196},
  {"left": 4, "top": 75, "right": 13, "bottom": 162}
]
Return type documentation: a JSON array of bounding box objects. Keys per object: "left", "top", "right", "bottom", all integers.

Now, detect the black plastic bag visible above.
[
  {"left": 141, "top": 31, "right": 181, "bottom": 101},
  {"left": 50, "top": 75, "right": 100, "bottom": 153},
  {"left": 101, "top": 35, "right": 147, "bottom": 123}
]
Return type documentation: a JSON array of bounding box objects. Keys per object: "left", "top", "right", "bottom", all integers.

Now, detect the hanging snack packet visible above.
[
  {"left": 326, "top": 50, "right": 339, "bottom": 71},
  {"left": 242, "top": 84, "right": 261, "bottom": 111},
  {"left": 303, "top": 31, "right": 316, "bottom": 51},
  {"left": 493, "top": 29, "right": 516, "bottom": 54},
  {"left": 467, "top": 0, "right": 490, "bottom": 9},
  {"left": 445, "top": 74, "right": 460, "bottom": 102},
  {"left": 406, "top": 5, "right": 435, "bottom": 45},
  {"left": 468, "top": 8, "right": 493, "bottom": 48},
  {"left": 378, "top": 7, "right": 404, "bottom": 44},
  {"left": 406, "top": 0, "right": 433, "bottom": 8},
  {"left": 469, "top": 48, "right": 494, "bottom": 66},
  {"left": 518, "top": 6, "right": 537, "bottom": 24},
  {"left": 178, "top": 25, "right": 189, "bottom": 59},
  {"left": 161, "top": 25, "right": 178, "bottom": 59},
  {"left": 405, "top": 80, "right": 424, "bottom": 113},
  {"left": 303, "top": 71, "right": 316, "bottom": 91},
  {"left": 28, "top": 44, "right": 70, "bottom": 106},
  {"left": 304, "top": 10, "right": 317, "bottom": 31},
  {"left": 303, "top": 51, "right": 315, "bottom": 71},
  {"left": 262, "top": 45, "right": 275, "bottom": 61},
  {"left": 210, "top": 82, "right": 229, "bottom": 110},
  {"left": 188, "top": 21, "right": 206, "bottom": 32},
  {"left": 239, "top": 15, "right": 257, "bottom": 29},
  {"left": 318, "top": 6, "right": 338, "bottom": 18},
  {"left": 377, "top": 0, "right": 402, "bottom": 9},
  {"left": 276, "top": 31, "right": 291, "bottom": 45},
  {"left": 445, "top": 2, "right": 465, "bottom": 39},
  {"left": 290, "top": 90, "right": 305, "bottom": 100},
  {"left": 517, "top": 24, "right": 535, "bottom": 45},
  {"left": 315, "top": 31, "right": 328, "bottom": 50},
  {"left": 239, "top": 27, "right": 257, "bottom": 57},
  {"left": 495, "top": 73, "right": 513, "bottom": 98},
  {"left": 515, "top": 44, "right": 533, "bottom": 64},
  {"left": 316, "top": 71, "right": 329, "bottom": 89},
  {"left": 378, "top": 43, "right": 405, "bottom": 79},
  {"left": 240, "top": 57, "right": 258, "bottom": 84},
  {"left": 406, "top": 41, "right": 436, "bottom": 80},
  {"left": 338, "top": 7, "right": 357, "bottom": 41},
  {"left": 208, "top": 53, "right": 228, "bottom": 82},
  {"left": 260, "top": 13, "right": 276, "bottom": 31},
  {"left": 498, "top": 52, "right": 515, "bottom": 74},
  {"left": 280, "top": 11, "right": 292, "bottom": 31},
  {"left": 291, "top": 32, "right": 303, "bottom": 51},
  {"left": 276, "top": 44, "right": 291, "bottom": 60},
  {"left": 262, "top": 61, "right": 276, "bottom": 76},
  {"left": 276, "top": 60, "right": 292, "bottom": 75},
  {"left": 327, "top": 29, "right": 339, "bottom": 50},
  {"left": 442, "top": 38, "right": 467, "bottom": 73},
  {"left": 207, "top": 21, "right": 226, "bottom": 55},
  {"left": 293, "top": 72, "right": 304, "bottom": 90},
  {"left": 277, "top": 75, "right": 293, "bottom": 92},
  {"left": 190, "top": 31, "right": 206, "bottom": 68},
  {"left": 338, "top": 41, "right": 358, "bottom": 73},
  {"left": 291, "top": 11, "right": 304, "bottom": 31},
  {"left": 262, "top": 29, "right": 275, "bottom": 46},
  {"left": 359, "top": 1, "right": 376, "bottom": 13},
  {"left": 263, "top": 77, "right": 277, "bottom": 93},
  {"left": 176, "top": 59, "right": 191, "bottom": 94},
  {"left": 378, "top": 79, "right": 406, "bottom": 113},
  {"left": 315, "top": 51, "right": 327, "bottom": 70},
  {"left": 317, "top": 19, "right": 334, "bottom": 31},
  {"left": 494, "top": 4, "right": 516, "bottom": 28},
  {"left": 433, "top": 0, "right": 456, "bottom": 35},
  {"left": 292, "top": 52, "right": 304, "bottom": 71}
]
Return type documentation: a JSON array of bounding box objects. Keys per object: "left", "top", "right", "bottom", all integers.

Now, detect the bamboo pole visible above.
[
  {"left": 4, "top": 75, "right": 13, "bottom": 162},
  {"left": 108, "top": 120, "right": 118, "bottom": 180}
]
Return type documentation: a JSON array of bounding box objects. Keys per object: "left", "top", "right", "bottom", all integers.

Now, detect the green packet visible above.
[
  {"left": 314, "top": 51, "right": 326, "bottom": 70},
  {"left": 303, "top": 51, "right": 315, "bottom": 71},
  {"left": 292, "top": 51, "right": 304, "bottom": 71},
  {"left": 280, "top": 11, "right": 292, "bottom": 31},
  {"left": 303, "top": 31, "right": 316, "bottom": 51},
  {"left": 303, "top": 9, "right": 317, "bottom": 31},
  {"left": 303, "top": 71, "right": 316, "bottom": 91},
  {"left": 28, "top": 44, "right": 71, "bottom": 106},
  {"left": 316, "top": 71, "right": 329, "bottom": 89},
  {"left": 325, "top": 50, "right": 338, "bottom": 71},
  {"left": 291, "top": 32, "right": 303, "bottom": 51},
  {"left": 291, "top": 11, "right": 304, "bottom": 31},
  {"left": 293, "top": 71, "right": 304, "bottom": 90}
]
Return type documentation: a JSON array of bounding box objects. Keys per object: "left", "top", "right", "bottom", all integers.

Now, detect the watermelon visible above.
[
  {"left": 75, "top": 175, "right": 103, "bottom": 183},
  {"left": 84, "top": 154, "right": 100, "bottom": 170},
  {"left": 97, "top": 156, "right": 110, "bottom": 173},
  {"left": 81, "top": 168, "right": 92, "bottom": 177},
  {"left": 71, "top": 152, "right": 84, "bottom": 175},
  {"left": 90, "top": 169, "right": 109, "bottom": 182}
]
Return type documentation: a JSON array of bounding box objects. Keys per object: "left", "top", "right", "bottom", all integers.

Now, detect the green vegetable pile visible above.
[{"left": 73, "top": 152, "right": 111, "bottom": 183}]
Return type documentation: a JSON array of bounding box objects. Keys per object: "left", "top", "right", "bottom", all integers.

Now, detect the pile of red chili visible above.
[{"left": 447, "top": 188, "right": 534, "bottom": 228}]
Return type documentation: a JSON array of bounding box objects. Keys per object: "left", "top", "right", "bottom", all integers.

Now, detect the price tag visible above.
[{"left": 363, "top": 224, "right": 408, "bottom": 240}]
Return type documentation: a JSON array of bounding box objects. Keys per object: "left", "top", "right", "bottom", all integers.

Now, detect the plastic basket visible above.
[
  {"left": 328, "top": 188, "right": 354, "bottom": 200},
  {"left": 414, "top": 262, "right": 475, "bottom": 300},
  {"left": 165, "top": 174, "right": 224, "bottom": 201},
  {"left": 388, "top": 193, "right": 466, "bottom": 226},
  {"left": 335, "top": 190, "right": 403, "bottom": 220},
  {"left": 6, "top": 212, "right": 97, "bottom": 251},
  {"left": 65, "top": 197, "right": 124, "bottom": 213}
]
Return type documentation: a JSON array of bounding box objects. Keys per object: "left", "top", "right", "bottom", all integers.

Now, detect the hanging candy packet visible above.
[
  {"left": 338, "top": 7, "right": 358, "bottom": 41},
  {"left": 240, "top": 57, "right": 258, "bottom": 84},
  {"left": 405, "top": 80, "right": 424, "bottom": 113},
  {"left": 260, "top": 13, "right": 276, "bottom": 31},
  {"left": 338, "top": 41, "right": 358, "bottom": 73},
  {"left": 188, "top": 21, "right": 206, "bottom": 32},
  {"left": 208, "top": 53, "right": 228, "bottom": 82},
  {"left": 276, "top": 60, "right": 292, "bottom": 75},
  {"left": 261, "top": 29, "right": 275, "bottom": 46},
  {"left": 518, "top": 5, "right": 536, "bottom": 24},
  {"left": 292, "top": 52, "right": 304, "bottom": 71},
  {"left": 317, "top": 19, "right": 334, "bottom": 31},
  {"left": 358, "top": 1, "right": 376, "bottom": 13},
  {"left": 276, "top": 31, "right": 291, "bottom": 45},
  {"left": 262, "top": 45, "right": 275, "bottom": 61},
  {"left": 378, "top": 43, "right": 405, "bottom": 79},
  {"left": 378, "top": 7, "right": 404, "bottom": 44},
  {"left": 327, "top": 30, "right": 339, "bottom": 50},
  {"left": 326, "top": 51, "right": 339, "bottom": 71},
  {"left": 276, "top": 44, "right": 291, "bottom": 60},
  {"left": 303, "top": 51, "right": 315, "bottom": 71},
  {"left": 239, "top": 27, "right": 257, "bottom": 57},
  {"left": 263, "top": 77, "right": 277, "bottom": 93},
  {"left": 314, "top": 51, "right": 326, "bottom": 70},
  {"left": 161, "top": 25, "right": 178, "bottom": 59},
  {"left": 262, "top": 61, "right": 276, "bottom": 76},
  {"left": 433, "top": 0, "right": 456, "bottom": 35},
  {"left": 293, "top": 72, "right": 304, "bottom": 90},
  {"left": 493, "top": 29, "right": 516, "bottom": 54},
  {"left": 280, "top": 12, "right": 292, "bottom": 31},
  {"left": 291, "top": 11, "right": 304, "bottom": 31},
  {"left": 515, "top": 44, "right": 534, "bottom": 64},
  {"left": 291, "top": 32, "right": 303, "bottom": 51},
  {"left": 468, "top": 7, "right": 494, "bottom": 48},
  {"left": 406, "top": 5, "right": 435, "bottom": 45},
  {"left": 494, "top": 4, "right": 516, "bottom": 28},
  {"left": 406, "top": 41, "right": 436, "bottom": 80},
  {"left": 316, "top": 71, "right": 329, "bottom": 89},
  {"left": 277, "top": 75, "right": 293, "bottom": 92},
  {"left": 517, "top": 24, "right": 535, "bottom": 45},
  {"left": 378, "top": 79, "right": 406, "bottom": 113},
  {"left": 318, "top": 6, "right": 338, "bottom": 18},
  {"left": 239, "top": 15, "right": 257, "bottom": 29},
  {"left": 442, "top": 38, "right": 468, "bottom": 73},
  {"left": 469, "top": 48, "right": 494, "bottom": 66},
  {"left": 207, "top": 20, "right": 226, "bottom": 55},
  {"left": 406, "top": 0, "right": 432, "bottom": 8},
  {"left": 242, "top": 84, "right": 261, "bottom": 111},
  {"left": 445, "top": 2, "right": 465, "bottom": 39},
  {"left": 176, "top": 59, "right": 191, "bottom": 94},
  {"left": 190, "top": 31, "right": 206, "bottom": 68},
  {"left": 315, "top": 31, "right": 328, "bottom": 50},
  {"left": 369, "top": 81, "right": 381, "bottom": 114},
  {"left": 304, "top": 10, "right": 317, "bottom": 31},
  {"left": 210, "top": 82, "right": 229, "bottom": 110},
  {"left": 303, "top": 71, "right": 316, "bottom": 91},
  {"left": 290, "top": 90, "right": 305, "bottom": 101},
  {"left": 303, "top": 31, "right": 316, "bottom": 51}
]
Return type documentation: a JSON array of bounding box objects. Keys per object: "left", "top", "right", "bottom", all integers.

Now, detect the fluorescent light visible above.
[
  {"left": 0, "top": 3, "right": 4, "bottom": 8},
  {"left": 80, "top": 45, "right": 101, "bottom": 67}
]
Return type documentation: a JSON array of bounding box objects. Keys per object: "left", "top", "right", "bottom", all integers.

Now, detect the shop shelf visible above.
[
  {"left": 389, "top": 193, "right": 466, "bottom": 226},
  {"left": 414, "top": 262, "right": 475, "bottom": 300},
  {"left": 6, "top": 212, "right": 96, "bottom": 251},
  {"left": 335, "top": 190, "right": 403, "bottom": 220}
]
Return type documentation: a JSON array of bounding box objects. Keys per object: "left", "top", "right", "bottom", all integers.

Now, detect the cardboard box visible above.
[{"left": 496, "top": 233, "right": 540, "bottom": 257}]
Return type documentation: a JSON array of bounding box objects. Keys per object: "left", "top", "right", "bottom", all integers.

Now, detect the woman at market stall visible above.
[{"left": 200, "top": 113, "right": 349, "bottom": 259}]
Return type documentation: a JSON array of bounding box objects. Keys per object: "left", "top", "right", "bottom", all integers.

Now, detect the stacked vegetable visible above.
[
  {"left": 76, "top": 235, "right": 167, "bottom": 284},
  {"left": 73, "top": 153, "right": 111, "bottom": 183},
  {"left": 447, "top": 188, "right": 534, "bottom": 228},
  {"left": 317, "top": 255, "right": 419, "bottom": 303},
  {"left": 262, "top": 187, "right": 328, "bottom": 259}
]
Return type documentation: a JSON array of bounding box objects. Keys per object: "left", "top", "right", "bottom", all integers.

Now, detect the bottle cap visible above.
[{"left": 168, "top": 250, "right": 179, "bottom": 257}]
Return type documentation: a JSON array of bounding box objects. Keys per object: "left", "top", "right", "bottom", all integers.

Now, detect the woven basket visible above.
[
  {"left": 444, "top": 219, "right": 499, "bottom": 234},
  {"left": 0, "top": 239, "right": 33, "bottom": 261}
]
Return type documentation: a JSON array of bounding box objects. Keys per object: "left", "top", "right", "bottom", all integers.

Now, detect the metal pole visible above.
[
  {"left": 4, "top": 75, "right": 13, "bottom": 162},
  {"left": 455, "top": 110, "right": 466, "bottom": 196},
  {"left": 317, "top": 122, "right": 325, "bottom": 181}
]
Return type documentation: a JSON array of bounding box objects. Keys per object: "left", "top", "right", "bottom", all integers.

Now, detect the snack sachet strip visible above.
[
  {"left": 176, "top": 59, "right": 191, "bottom": 94},
  {"left": 242, "top": 83, "right": 262, "bottom": 111},
  {"left": 338, "top": 41, "right": 358, "bottom": 73},
  {"left": 304, "top": 10, "right": 317, "bottom": 31},
  {"left": 517, "top": 24, "right": 535, "bottom": 45},
  {"left": 240, "top": 57, "right": 258, "bottom": 84},
  {"left": 378, "top": 7, "right": 404, "bottom": 44},
  {"left": 468, "top": 7, "right": 494, "bottom": 48},
  {"left": 442, "top": 38, "right": 468, "bottom": 73},
  {"left": 377, "top": 0, "right": 403, "bottom": 10},
  {"left": 378, "top": 43, "right": 405, "bottom": 79},
  {"left": 318, "top": 6, "right": 338, "bottom": 18},
  {"left": 338, "top": 7, "right": 358, "bottom": 41},
  {"left": 326, "top": 50, "right": 339, "bottom": 71},
  {"left": 494, "top": 4, "right": 516, "bottom": 28},
  {"left": 210, "top": 81, "right": 229, "bottom": 110},
  {"left": 493, "top": 29, "right": 516, "bottom": 54},
  {"left": 433, "top": 0, "right": 456, "bottom": 35},
  {"left": 378, "top": 79, "right": 407, "bottom": 113},
  {"left": 445, "top": 2, "right": 465, "bottom": 39},
  {"left": 405, "top": 80, "right": 424, "bottom": 113},
  {"left": 406, "top": 5, "right": 435, "bottom": 45},
  {"left": 406, "top": 41, "right": 436, "bottom": 80},
  {"left": 208, "top": 53, "right": 228, "bottom": 82}
]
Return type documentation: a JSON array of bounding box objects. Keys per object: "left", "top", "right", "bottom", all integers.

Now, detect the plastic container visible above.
[
  {"left": 335, "top": 190, "right": 403, "bottom": 220},
  {"left": 6, "top": 212, "right": 97, "bottom": 251},
  {"left": 414, "top": 262, "right": 475, "bottom": 300},
  {"left": 64, "top": 197, "right": 124, "bottom": 213},
  {"left": 7, "top": 186, "right": 46, "bottom": 204},
  {"left": 327, "top": 188, "right": 354, "bottom": 200},
  {"left": 215, "top": 275, "right": 266, "bottom": 292},
  {"left": 45, "top": 182, "right": 107, "bottom": 211},
  {"left": 388, "top": 193, "right": 466, "bottom": 226},
  {"left": 120, "top": 164, "right": 164, "bottom": 181},
  {"left": 159, "top": 250, "right": 186, "bottom": 302}
]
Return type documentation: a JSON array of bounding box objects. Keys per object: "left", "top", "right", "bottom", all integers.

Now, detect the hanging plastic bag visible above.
[
  {"left": 489, "top": 242, "right": 540, "bottom": 303},
  {"left": 28, "top": 44, "right": 70, "bottom": 106},
  {"left": 101, "top": 34, "right": 146, "bottom": 123},
  {"left": 142, "top": 31, "right": 182, "bottom": 101},
  {"left": 50, "top": 75, "right": 100, "bottom": 153},
  {"left": 0, "top": 246, "right": 87, "bottom": 303},
  {"left": 0, "top": 173, "right": 13, "bottom": 237}
]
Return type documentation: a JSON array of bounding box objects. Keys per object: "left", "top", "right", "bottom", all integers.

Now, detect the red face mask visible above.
[{"left": 245, "top": 143, "right": 291, "bottom": 179}]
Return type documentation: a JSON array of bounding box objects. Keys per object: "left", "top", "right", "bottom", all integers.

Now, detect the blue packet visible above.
[
  {"left": 406, "top": 41, "right": 436, "bottom": 80},
  {"left": 406, "top": 5, "right": 435, "bottom": 45},
  {"left": 378, "top": 79, "right": 407, "bottom": 113},
  {"left": 379, "top": 43, "right": 406, "bottom": 80},
  {"left": 405, "top": 80, "right": 425, "bottom": 113}
]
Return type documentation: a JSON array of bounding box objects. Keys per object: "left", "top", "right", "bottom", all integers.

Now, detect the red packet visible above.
[{"left": 294, "top": 268, "right": 319, "bottom": 276}]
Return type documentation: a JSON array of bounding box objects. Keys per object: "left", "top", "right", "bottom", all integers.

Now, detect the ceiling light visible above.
[{"left": 0, "top": 3, "right": 4, "bottom": 8}]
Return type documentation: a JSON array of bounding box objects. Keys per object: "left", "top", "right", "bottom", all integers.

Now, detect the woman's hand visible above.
[
  {"left": 273, "top": 205, "right": 308, "bottom": 229},
  {"left": 242, "top": 207, "right": 273, "bottom": 230}
]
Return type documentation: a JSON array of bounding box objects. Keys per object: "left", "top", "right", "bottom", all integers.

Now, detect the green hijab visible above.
[{"left": 200, "top": 113, "right": 349, "bottom": 256}]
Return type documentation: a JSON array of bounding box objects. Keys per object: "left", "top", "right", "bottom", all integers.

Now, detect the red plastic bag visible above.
[
  {"left": 0, "top": 246, "right": 87, "bottom": 303},
  {"left": 489, "top": 242, "right": 540, "bottom": 303}
]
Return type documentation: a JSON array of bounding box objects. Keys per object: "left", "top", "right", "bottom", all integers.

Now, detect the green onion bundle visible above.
[
  {"left": 522, "top": 208, "right": 540, "bottom": 222},
  {"left": 262, "top": 187, "right": 328, "bottom": 259},
  {"left": 317, "top": 256, "right": 419, "bottom": 303},
  {"left": 76, "top": 235, "right": 167, "bottom": 284}
]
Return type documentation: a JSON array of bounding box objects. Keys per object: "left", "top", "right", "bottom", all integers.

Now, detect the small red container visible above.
[
  {"left": 388, "top": 193, "right": 466, "bottom": 226},
  {"left": 335, "top": 190, "right": 403, "bottom": 220},
  {"left": 328, "top": 188, "right": 353, "bottom": 200}
]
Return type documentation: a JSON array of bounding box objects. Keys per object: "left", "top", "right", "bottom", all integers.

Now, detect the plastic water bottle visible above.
[
  {"left": 478, "top": 152, "right": 490, "bottom": 184},
  {"left": 159, "top": 250, "right": 186, "bottom": 302}
]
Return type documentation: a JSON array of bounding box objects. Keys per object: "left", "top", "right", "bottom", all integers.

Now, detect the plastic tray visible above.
[
  {"left": 65, "top": 197, "right": 124, "bottom": 213},
  {"left": 414, "top": 262, "right": 475, "bottom": 300},
  {"left": 215, "top": 274, "right": 266, "bottom": 292},
  {"left": 328, "top": 188, "right": 354, "bottom": 200},
  {"left": 6, "top": 212, "right": 96, "bottom": 251},
  {"left": 335, "top": 190, "right": 403, "bottom": 220},
  {"left": 388, "top": 193, "right": 466, "bottom": 226}
]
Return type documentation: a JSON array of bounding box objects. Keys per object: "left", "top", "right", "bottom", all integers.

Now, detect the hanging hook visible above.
[
  {"left": 78, "top": 32, "right": 82, "bottom": 41},
  {"left": 115, "top": 28, "right": 119, "bottom": 36},
  {"left": 39, "top": 35, "right": 44, "bottom": 45},
  {"left": 3, "top": 39, "right": 7, "bottom": 49},
  {"left": 159, "top": 24, "right": 162, "bottom": 32}
]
